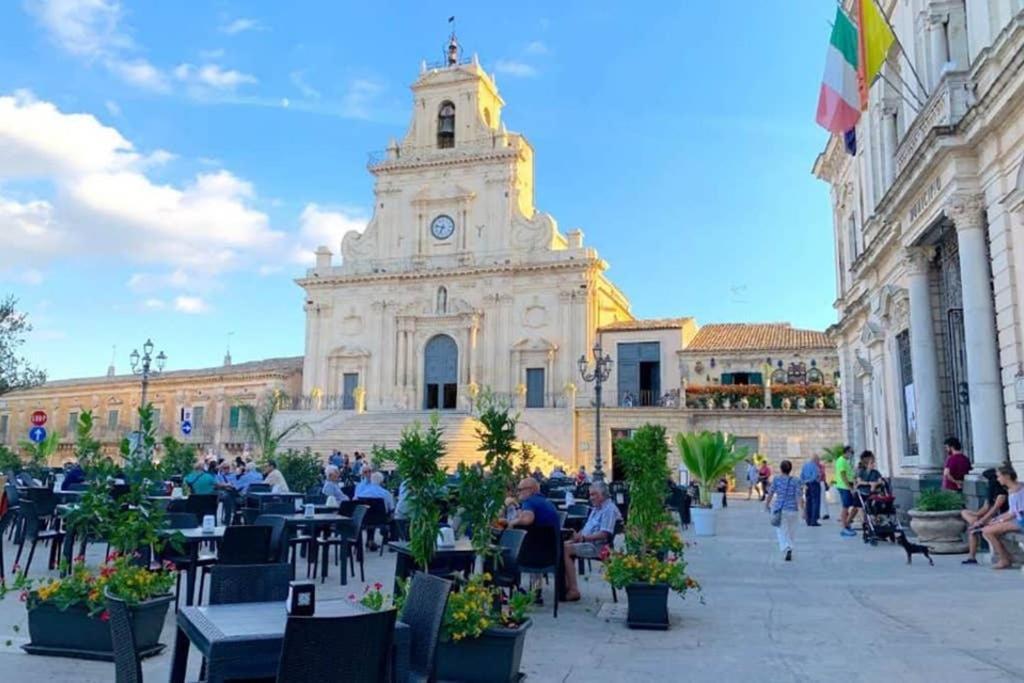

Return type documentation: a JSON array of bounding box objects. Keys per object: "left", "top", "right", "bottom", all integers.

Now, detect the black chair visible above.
[
  {"left": 196, "top": 525, "right": 272, "bottom": 604},
  {"left": 557, "top": 511, "right": 568, "bottom": 529},
  {"left": 262, "top": 501, "right": 299, "bottom": 515},
  {"left": 356, "top": 498, "right": 391, "bottom": 555},
  {"left": 253, "top": 514, "right": 289, "bottom": 563},
  {"left": 311, "top": 504, "right": 367, "bottom": 584},
  {"left": 400, "top": 573, "right": 452, "bottom": 683},
  {"left": 276, "top": 609, "right": 397, "bottom": 683},
  {"left": 4, "top": 482, "right": 21, "bottom": 542},
  {"left": 208, "top": 563, "right": 291, "bottom": 604},
  {"left": 12, "top": 500, "right": 64, "bottom": 574},
  {"left": 567, "top": 503, "right": 590, "bottom": 517},
  {"left": 105, "top": 588, "right": 143, "bottom": 683},
  {"left": 184, "top": 494, "right": 218, "bottom": 520},
  {"left": 159, "top": 513, "right": 199, "bottom": 610},
  {"left": 246, "top": 483, "right": 272, "bottom": 494},
  {"left": 517, "top": 524, "right": 561, "bottom": 618},
  {"left": 486, "top": 529, "right": 527, "bottom": 596}
]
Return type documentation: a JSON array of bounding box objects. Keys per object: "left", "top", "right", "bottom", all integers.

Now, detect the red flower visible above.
[
  {"left": 598, "top": 545, "right": 611, "bottom": 561},
  {"left": 99, "top": 611, "right": 110, "bottom": 622},
  {"left": 348, "top": 594, "right": 356, "bottom": 600},
  {"left": 373, "top": 582, "right": 383, "bottom": 591},
  {"left": 19, "top": 591, "right": 28, "bottom": 602},
  {"left": 74, "top": 554, "right": 86, "bottom": 564}
]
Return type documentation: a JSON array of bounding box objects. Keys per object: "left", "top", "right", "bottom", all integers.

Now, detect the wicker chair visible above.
[
  {"left": 276, "top": 609, "right": 397, "bottom": 683},
  {"left": 517, "top": 524, "right": 561, "bottom": 618},
  {"left": 208, "top": 563, "right": 291, "bottom": 605},
  {"left": 311, "top": 505, "right": 368, "bottom": 583},
  {"left": 105, "top": 588, "right": 143, "bottom": 683},
  {"left": 400, "top": 573, "right": 452, "bottom": 683},
  {"left": 11, "top": 500, "right": 64, "bottom": 574},
  {"left": 158, "top": 512, "right": 199, "bottom": 610},
  {"left": 196, "top": 525, "right": 272, "bottom": 605},
  {"left": 486, "top": 529, "right": 527, "bottom": 595},
  {"left": 253, "top": 514, "right": 289, "bottom": 563}
]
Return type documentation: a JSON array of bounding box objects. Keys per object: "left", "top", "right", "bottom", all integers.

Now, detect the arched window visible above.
[
  {"left": 483, "top": 107, "right": 491, "bottom": 128},
  {"left": 771, "top": 369, "right": 788, "bottom": 385},
  {"left": 436, "top": 286, "right": 448, "bottom": 314},
  {"left": 807, "top": 368, "right": 824, "bottom": 384},
  {"left": 437, "top": 101, "right": 455, "bottom": 148}
]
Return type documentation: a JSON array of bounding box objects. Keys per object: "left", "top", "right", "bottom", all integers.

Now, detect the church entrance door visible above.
[{"left": 424, "top": 334, "right": 458, "bottom": 410}]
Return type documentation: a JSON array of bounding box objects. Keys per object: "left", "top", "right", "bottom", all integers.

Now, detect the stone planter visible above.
[
  {"left": 796, "top": 397, "right": 807, "bottom": 411},
  {"left": 710, "top": 492, "right": 725, "bottom": 510},
  {"left": 738, "top": 397, "right": 749, "bottom": 409},
  {"left": 813, "top": 397, "right": 826, "bottom": 410},
  {"left": 721, "top": 398, "right": 732, "bottom": 409},
  {"left": 907, "top": 509, "right": 967, "bottom": 554},
  {"left": 691, "top": 506, "right": 716, "bottom": 536},
  {"left": 434, "top": 619, "right": 532, "bottom": 683},
  {"left": 22, "top": 593, "right": 172, "bottom": 660},
  {"left": 781, "top": 398, "right": 792, "bottom": 410},
  {"left": 625, "top": 583, "right": 670, "bottom": 630}
]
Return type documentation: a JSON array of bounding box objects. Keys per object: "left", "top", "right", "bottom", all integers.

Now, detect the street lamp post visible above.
[
  {"left": 578, "top": 339, "right": 613, "bottom": 483},
  {"left": 130, "top": 338, "right": 166, "bottom": 423}
]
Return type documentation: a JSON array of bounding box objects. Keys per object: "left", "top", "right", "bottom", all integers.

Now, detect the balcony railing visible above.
[
  {"left": 616, "top": 390, "right": 682, "bottom": 409},
  {"left": 367, "top": 133, "right": 520, "bottom": 169},
  {"left": 894, "top": 70, "right": 973, "bottom": 176}
]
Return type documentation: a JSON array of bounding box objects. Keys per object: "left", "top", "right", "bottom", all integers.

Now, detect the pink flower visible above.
[
  {"left": 348, "top": 594, "right": 356, "bottom": 600},
  {"left": 19, "top": 592, "right": 28, "bottom": 602},
  {"left": 373, "top": 582, "right": 383, "bottom": 591},
  {"left": 99, "top": 611, "right": 110, "bottom": 622}
]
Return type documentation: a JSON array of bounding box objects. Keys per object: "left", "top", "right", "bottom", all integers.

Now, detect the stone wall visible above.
[{"left": 573, "top": 407, "right": 843, "bottom": 479}]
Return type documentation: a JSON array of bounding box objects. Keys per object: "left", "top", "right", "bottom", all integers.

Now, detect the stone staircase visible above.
[{"left": 279, "top": 409, "right": 569, "bottom": 474}]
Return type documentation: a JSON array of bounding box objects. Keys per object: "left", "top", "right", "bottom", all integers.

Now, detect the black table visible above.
[
  {"left": 389, "top": 539, "right": 480, "bottom": 592},
  {"left": 266, "top": 513, "right": 351, "bottom": 584},
  {"left": 160, "top": 526, "right": 226, "bottom": 607},
  {"left": 169, "top": 599, "right": 410, "bottom": 683}
]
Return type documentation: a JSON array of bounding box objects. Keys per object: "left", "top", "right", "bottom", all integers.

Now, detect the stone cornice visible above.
[
  {"left": 368, "top": 146, "right": 517, "bottom": 175},
  {"left": 296, "top": 257, "right": 604, "bottom": 289}
]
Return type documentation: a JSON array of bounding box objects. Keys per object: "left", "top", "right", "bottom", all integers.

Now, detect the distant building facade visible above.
[{"left": 814, "top": 1, "right": 1024, "bottom": 502}]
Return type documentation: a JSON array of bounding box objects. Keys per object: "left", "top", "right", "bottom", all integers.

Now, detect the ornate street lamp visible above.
[
  {"left": 578, "top": 339, "right": 613, "bottom": 483},
  {"left": 130, "top": 338, "right": 166, "bottom": 418}
]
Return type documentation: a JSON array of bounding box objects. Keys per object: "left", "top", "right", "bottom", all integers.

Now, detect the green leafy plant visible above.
[
  {"left": 442, "top": 572, "right": 531, "bottom": 642},
  {"left": 274, "top": 447, "right": 323, "bottom": 493},
  {"left": 19, "top": 429, "right": 59, "bottom": 475},
  {"left": 351, "top": 582, "right": 388, "bottom": 611},
  {"left": 159, "top": 436, "right": 197, "bottom": 479},
  {"left": 239, "top": 391, "right": 311, "bottom": 461},
  {"left": 0, "top": 444, "right": 21, "bottom": 474},
  {"left": 393, "top": 416, "right": 448, "bottom": 571},
  {"left": 370, "top": 444, "right": 398, "bottom": 472},
  {"left": 821, "top": 443, "right": 845, "bottom": 464},
  {"left": 73, "top": 411, "right": 103, "bottom": 471},
  {"left": 0, "top": 295, "right": 46, "bottom": 395},
  {"left": 676, "top": 431, "right": 750, "bottom": 507},
  {"left": 515, "top": 441, "right": 535, "bottom": 481},
  {"left": 914, "top": 489, "right": 964, "bottom": 512}
]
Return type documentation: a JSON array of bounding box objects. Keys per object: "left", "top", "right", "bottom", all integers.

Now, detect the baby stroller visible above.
[{"left": 857, "top": 480, "right": 899, "bottom": 545}]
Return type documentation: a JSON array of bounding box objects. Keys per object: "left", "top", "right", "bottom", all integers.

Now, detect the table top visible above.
[
  {"left": 246, "top": 491, "right": 303, "bottom": 498},
  {"left": 178, "top": 598, "right": 407, "bottom": 659},
  {"left": 164, "top": 526, "right": 227, "bottom": 540},
  {"left": 266, "top": 513, "right": 348, "bottom": 525},
  {"left": 389, "top": 538, "right": 477, "bottom": 555}
]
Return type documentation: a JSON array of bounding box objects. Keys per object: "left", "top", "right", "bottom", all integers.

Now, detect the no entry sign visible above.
[{"left": 30, "top": 410, "right": 47, "bottom": 427}]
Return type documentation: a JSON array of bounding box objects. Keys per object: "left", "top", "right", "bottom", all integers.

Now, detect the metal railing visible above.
[
  {"left": 616, "top": 390, "right": 681, "bottom": 408},
  {"left": 285, "top": 394, "right": 354, "bottom": 411},
  {"left": 367, "top": 133, "right": 521, "bottom": 168}
]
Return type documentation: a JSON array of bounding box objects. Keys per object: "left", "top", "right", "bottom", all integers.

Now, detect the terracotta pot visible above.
[{"left": 907, "top": 509, "right": 967, "bottom": 553}]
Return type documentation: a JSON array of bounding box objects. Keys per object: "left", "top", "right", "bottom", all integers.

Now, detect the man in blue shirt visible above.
[
  {"left": 509, "top": 477, "right": 560, "bottom": 604},
  {"left": 799, "top": 454, "right": 822, "bottom": 527},
  {"left": 355, "top": 471, "right": 394, "bottom": 512},
  {"left": 564, "top": 481, "right": 621, "bottom": 601},
  {"left": 321, "top": 465, "right": 349, "bottom": 504},
  {"left": 234, "top": 462, "right": 264, "bottom": 493}
]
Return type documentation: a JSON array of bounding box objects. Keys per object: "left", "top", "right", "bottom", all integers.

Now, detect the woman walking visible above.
[{"left": 765, "top": 460, "right": 803, "bottom": 562}]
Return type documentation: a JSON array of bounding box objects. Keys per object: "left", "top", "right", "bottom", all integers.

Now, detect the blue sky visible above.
[{"left": 0, "top": 1, "right": 839, "bottom": 380}]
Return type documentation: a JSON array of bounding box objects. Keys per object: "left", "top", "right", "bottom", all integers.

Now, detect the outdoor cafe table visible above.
[
  {"left": 389, "top": 539, "right": 480, "bottom": 593},
  {"left": 160, "top": 525, "right": 226, "bottom": 607},
  {"left": 169, "top": 598, "right": 411, "bottom": 683},
  {"left": 264, "top": 513, "right": 351, "bottom": 584}
]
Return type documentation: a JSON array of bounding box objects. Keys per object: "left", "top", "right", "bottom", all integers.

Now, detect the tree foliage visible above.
[
  {"left": 515, "top": 441, "right": 535, "bottom": 481},
  {"left": 159, "top": 436, "right": 198, "bottom": 479},
  {"left": 0, "top": 296, "right": 46, "bottom": 395},
  {"left": 616, "top": 424, "right": 674, "bottom": 555},
  {"left": 19, "top": 429, "right": 60, "bottom": 474},
  {"left": 276, "top": 447, "right": 324, "bottom": 494},
  {"left": 240, "top": 391, "right": 310, "bottom": 461},
  {"left": 393, "top": 417, "right": 448, "bottom": 571},
  {"left": 74, "top": 410, "right": 103, "bottom": 471}
]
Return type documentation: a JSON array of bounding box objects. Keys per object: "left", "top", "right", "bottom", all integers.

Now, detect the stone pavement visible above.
[{"left": 1, "top": 497, "right": 1023, "bottom": 682}]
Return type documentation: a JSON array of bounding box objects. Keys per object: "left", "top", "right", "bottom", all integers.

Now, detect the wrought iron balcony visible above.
[{"left": 894, "top": 70, "right": 974, "bottom": 176}]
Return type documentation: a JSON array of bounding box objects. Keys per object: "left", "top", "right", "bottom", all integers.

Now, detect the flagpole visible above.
[
  {"left": 878, "top": 72, "right": 922, "bottom": 113},
  {"left": 869, "top": 0, "right": 930, "bottom": 99},
  {"left": 889, "top": 67, "right": 925, "bottom": 108}
]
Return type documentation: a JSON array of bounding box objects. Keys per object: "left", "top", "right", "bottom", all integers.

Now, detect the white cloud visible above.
[
  {"left": 220, "top": 18, "right": 262, "bottom": 35},
  {"left": 27, "top": 0, "right": 170, "bottom": 92},
  {"left": 494, "top": 59, "right": 537, "bottom": 78},
  {"left": 0, "top": 91, "right": 285, "bottom": 283},
  {"left": 104, "top": 99, "right": 121, "bottom": 116},
  {"left": 289, "top": 70, "right": 321, "bottom": 99},
  {"left": 291, "top": 203, "right": 367, "bottom": 265},
  {"left": 175, "top": 63, "right": 257, "bottom": 91},
  {"left": 199, "top": 48, "right": 225, "bottom": 60},
  {"left": 173, "top": 296, "right": 208, "bottom": 314},
  {"left": 340, "top": 78, "right": 385, "bottom": 120},
  {"left": 142, "top": 297, "right": 165, "bottom": 310}
]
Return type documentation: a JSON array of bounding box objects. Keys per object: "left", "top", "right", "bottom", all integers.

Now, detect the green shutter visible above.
[
  {"left": 751, "top": 372, "right": 763, "bottom": 385},
  {"left": 229, "top": 406, "right": 240, "bottom": 429},
  {"left": 721, "top": 373, "right": 734, "bottom": 385}
]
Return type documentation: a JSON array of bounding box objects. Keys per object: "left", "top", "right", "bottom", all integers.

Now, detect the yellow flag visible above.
[{"left": 856, "top": 0, "right": 896, "bottom": 109}]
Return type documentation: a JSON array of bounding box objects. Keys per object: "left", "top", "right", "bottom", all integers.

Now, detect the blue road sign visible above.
[
  {"left": 29, "top": 426, "right": 46, "bottom": 443},
  {"left": 181, "top": 420, "right": 192, "bottom": 435}
]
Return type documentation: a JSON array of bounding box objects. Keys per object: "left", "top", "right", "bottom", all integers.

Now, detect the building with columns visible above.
[{"left": 814, "top": 1, "right": 1024, "bottom": 505}]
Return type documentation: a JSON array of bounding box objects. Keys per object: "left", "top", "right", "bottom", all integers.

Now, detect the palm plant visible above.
[
  {"left": 821, "top": 443, "right": 845, "bottom": 463},
  {"left": 675, "top": 431, "right": 750, "bottom": 507},
  {"left": 239, "top": 391, "right": 310, "bottom": 461},
  {"left": 19, "top": 429, "right": 60, "bottom": 474}
]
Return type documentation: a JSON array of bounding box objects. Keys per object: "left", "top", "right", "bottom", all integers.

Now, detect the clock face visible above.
[{"left": 430, "top": 214, "right": 455, "bottom": 240}]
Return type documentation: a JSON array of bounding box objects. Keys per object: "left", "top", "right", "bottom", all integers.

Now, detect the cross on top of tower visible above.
[{"left": 446, "top": 16, "right": 459, "bottom": 66}]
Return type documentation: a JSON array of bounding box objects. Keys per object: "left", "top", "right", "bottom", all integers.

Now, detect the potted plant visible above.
[
  {"left": 7, "top": 553, "right": 174, "bottom": 660},
  {"left": 603, "top": 424, "right": 699, "bottom": 629},
  {"left": 908, "top": 489, "right": 967, "bottom": 553},
  {"left": 676, "top": 431, "right": 749, "bottom": 536},
  {"left": 393, "top": 417, "right": 448, "bottom": 573},
  {"left": 433, "top": 573, "right": 533, "bottom": 682}
]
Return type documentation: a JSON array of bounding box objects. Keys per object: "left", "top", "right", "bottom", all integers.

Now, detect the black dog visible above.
[{"left": 896, "top": 532, "right": 934, "bottom": 565}]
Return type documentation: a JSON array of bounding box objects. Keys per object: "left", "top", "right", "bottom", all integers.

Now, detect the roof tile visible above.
[{"left": 684, "top": 323, "right": 831, "bottom": 352}]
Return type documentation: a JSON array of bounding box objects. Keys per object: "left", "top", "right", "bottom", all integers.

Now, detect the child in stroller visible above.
[{"left": 854, "top": 451, "right": 898, "bottom": 545}]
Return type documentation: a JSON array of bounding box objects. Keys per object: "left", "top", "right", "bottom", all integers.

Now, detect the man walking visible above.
[
  {"left": 834, "top": 446, "right": 857, "bottom": 537},
  {"left": 800, "top": 454, "right": 822, "bottom": 526}
]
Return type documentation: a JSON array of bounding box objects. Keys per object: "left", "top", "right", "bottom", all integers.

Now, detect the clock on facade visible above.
[{"left": 430, "top": 214, "right": 455, "bottom": 240}]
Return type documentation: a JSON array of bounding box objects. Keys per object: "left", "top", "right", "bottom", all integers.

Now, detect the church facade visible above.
[{"left": 298, "top": 54, "right": 631, "bottom": 414}]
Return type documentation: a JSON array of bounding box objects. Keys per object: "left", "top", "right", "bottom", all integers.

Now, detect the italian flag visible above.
[{"left": 815, "top": 7, "right": 861, "bottom": 136}]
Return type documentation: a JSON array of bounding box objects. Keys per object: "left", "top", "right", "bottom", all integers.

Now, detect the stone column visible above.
[
  {"left": 881, "top": 105, "right": 898, "bottom": 188},
  {"left": 928, "top": 14, "right": 949, "bottom": 89},
  {"left": 947, "top": 195, "right": 1008, "bottom": 468},
  {"left": 905, "top": 246, "right": 943, "bottom": 470}
]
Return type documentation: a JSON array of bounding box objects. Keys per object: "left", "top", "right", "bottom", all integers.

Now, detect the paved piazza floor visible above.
[{"left": 1, "top": 497, "right": 1022, "bottom": 682}]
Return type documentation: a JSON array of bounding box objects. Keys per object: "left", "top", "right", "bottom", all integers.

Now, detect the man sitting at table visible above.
[
  {"left": 184, "top": 460, "right": 217, "bottom": 495},
  {"left": 262, "top": 459, "right": 290, "bottom": 493},
  {"left": 563, "top": 481, "right": 622, "bottom": 601},
  {"left": 509, "top": 477, "right": 560, "bottom": 603},
  {"left": 321, "top": 465, "right": 349, "bottom": 504},
  {"left": 356, "top": 471, "right": 394, "bottom": 512},
  {"left": 234, "top": 462, "right": 264, "bottom": 493}
]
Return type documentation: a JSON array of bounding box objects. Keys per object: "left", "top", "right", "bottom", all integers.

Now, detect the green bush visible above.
[
  {"left": 275, "top": 447, "right": 323, "bottom": 494},
  {"left": 914, "top": 489, "right": 964, "bottom": 512},
  {"left": 160, "top": 436, "right": 198, "bottom": 479}
]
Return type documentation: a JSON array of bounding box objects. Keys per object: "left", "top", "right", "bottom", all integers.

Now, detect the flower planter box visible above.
[
  {"left": 625, "top": 582, "right": 670, "bottom": 630},
  {"left": 434, "top": 618, "right": 531, "bottom": 683},
  {"left": 691, "top": 507, "right": 716, "bottom": 536},
  {"left": 907, "top": 509, "right": 967, "bottom": 554},
  {"left": 22, "top": 594, "right": 172, "bottom": 661}
]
